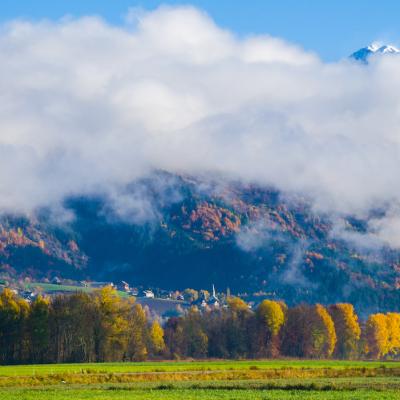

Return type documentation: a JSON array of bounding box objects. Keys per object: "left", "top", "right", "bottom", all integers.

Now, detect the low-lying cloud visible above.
[{"left": 1, "top": 6, "right": 400, "bottom": 245}]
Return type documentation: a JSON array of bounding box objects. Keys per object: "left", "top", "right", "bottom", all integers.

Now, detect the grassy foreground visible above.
[{"left": 1, "top": 360, "right": 400, "bottom": 399}]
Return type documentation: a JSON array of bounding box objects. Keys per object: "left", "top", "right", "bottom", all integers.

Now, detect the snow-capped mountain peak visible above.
[{"left": 351, "top": 43, "right": 400, "bottom": 63}]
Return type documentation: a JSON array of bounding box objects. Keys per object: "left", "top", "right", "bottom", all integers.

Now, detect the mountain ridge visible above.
[{"left": 350, "top": 42, "right": 400, "bottom": 62}]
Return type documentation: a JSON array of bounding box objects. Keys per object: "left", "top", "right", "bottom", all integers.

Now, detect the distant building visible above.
[
  {"left": 21, "top": 291, "right": 38, "bottom": 302},
  {"left": 143, "top": 290, "right": 155, "bottom": 298},
  {"left": 117, "top": 281, "right": 130, "bottom": 292},
  {"left": 192, "top": 284, "right": 220, "bottom": 309},
  {"left": 207, "top": 284, "right": 220, "bottom": 308},
  {"left": 52, "top": 277, "right": 62, "bottom": 285}
]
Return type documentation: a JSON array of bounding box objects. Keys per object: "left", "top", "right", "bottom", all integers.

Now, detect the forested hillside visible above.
[{"left": 0, "top": 173, "right": 400, "bottom": 313}]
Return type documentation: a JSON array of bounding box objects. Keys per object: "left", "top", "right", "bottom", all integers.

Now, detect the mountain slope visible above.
[{"left": 1, "top": 172, "right": 400, "bottom": 313}]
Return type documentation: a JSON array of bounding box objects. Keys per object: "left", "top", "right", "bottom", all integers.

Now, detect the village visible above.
[{"left": 0, "top": 277, "right": 257, "bottom": 318}]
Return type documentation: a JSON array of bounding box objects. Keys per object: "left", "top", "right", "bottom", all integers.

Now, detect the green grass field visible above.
[
  {"left": 1, "top": 360, "right": 400, "bottom": 399},
  {"left": 25, "top": 282, "right": 129, "bottom": 297},
  {"left": 0, "top": 359, "right": 399, "bottom": 376}
]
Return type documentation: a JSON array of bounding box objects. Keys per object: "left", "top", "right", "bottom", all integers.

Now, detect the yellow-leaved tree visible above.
[
  {"left": 256, "top": 300, "right": 285, "bottom": 357},
  {"left": 329, "top": 303, "right": 361, "bottom": 359},
  {"left": 386, "top": 312, "right": 400, "bottom": 357},
  {"left": 227, "top": 296, "right": 249, "bottom": 313},
  {"left": 149, "top": 320, "right": 165, "bottom": 356},
  {"left": 365, "top": 313, "right": 389, "bottom": 359},
  {"left": 93, "top": 286, "right": 134, "bottom": 362},
  {"left": 127, "top": 303, "right": 148, "bottom": 361},
  {"left": 313, "top": 304, "right": 337, "bottom": 358}
]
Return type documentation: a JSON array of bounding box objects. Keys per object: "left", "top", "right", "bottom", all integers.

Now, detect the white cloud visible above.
[
  {"left": 1, "top": 6, "right": 400, "bottom": 245},
  {"left": 368, "top": 209, "right": 400, "bottom": 249}
]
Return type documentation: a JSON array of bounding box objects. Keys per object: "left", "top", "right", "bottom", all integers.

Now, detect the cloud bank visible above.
[{"left": 1, "top": 6, "right": 400, "bottom": 245}]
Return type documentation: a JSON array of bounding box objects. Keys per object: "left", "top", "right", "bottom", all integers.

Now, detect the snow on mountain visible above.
[{"left": 350, "top": 43, "right": 400, "bottom": 63}]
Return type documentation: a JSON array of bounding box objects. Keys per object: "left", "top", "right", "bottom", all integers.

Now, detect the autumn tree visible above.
[
  {"left": 148, "top": 320, "right": 165, "bottom": 356},
  {"left": 27, "top": 295, "right": 50, "bottom": 363},
  {"left": 164, "top": 317, "right": 186, "bottom": 358},
  {"left": 224, "top": 297, "right": 253, "bottom": 358},
  {"left": 183, "top": 289, "right": 198, "bottom": 303},
  {"left": 93, "top": 287, "right": 134, "bottom": 362},
  {"left": 127, "top": 303, "right": 148, "bottom": 361},
  {"left": 329, "top": 303, "right": 361, "bottom": 359},
  {"left": 312, "top": 304, "right": 336, "bottom": 358},
  {"left": 365, "top": 313, "right": 389, "bottom": 359},
  {"left": 199, "top": 290, "right": 210, "bottom": 300},
  {"left": 164, "top": 307, "right": 209, "bottom": 359},
  {"left": 4, "top": 286, "right": 400, "bottom": 364},
  {"left": 386, "top": 312, "right": 400, "bottom": 356},
  {"left": 203, "top": 310, "right": 230, "bottom": 358},
  {"left": 50, "top": 292, "right": 97, "bottom": 363},
  {"left": 281, "top": 304, "right": 336, "bottom": 359},
  {"left": 184, "top": 307, "right": 208, "bottom": 358},
  {"left": 227, "top": 296, "right": 249, "bottom": 313},
  {"left": 281, "top": 305, "right": 308, "bottom": 358},
  {"left": 0, "top": 289, "right": 29, "bottom": 363},
  {"left": 256, "top": 300, "right": 285, "bottom": 357}
]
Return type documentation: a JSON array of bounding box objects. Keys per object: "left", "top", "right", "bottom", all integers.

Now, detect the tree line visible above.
[{"left": 0, "top": 287, "right": 399, "bottom": 364}]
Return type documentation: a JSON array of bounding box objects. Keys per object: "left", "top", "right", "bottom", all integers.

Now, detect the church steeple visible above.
[{"left": 207, "top": 284, "right": 220, "bottom": 308}]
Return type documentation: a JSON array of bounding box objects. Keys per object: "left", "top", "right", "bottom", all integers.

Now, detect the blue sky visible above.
[{"left": 1, "top": 0, "right": 400, "bottom": 61}]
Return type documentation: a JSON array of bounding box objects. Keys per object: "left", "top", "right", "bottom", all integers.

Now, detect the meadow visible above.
[
  {"left": 24, "top": 282, "right": 129, "bottom": 297},
  {"left": 1, "top": 360, "right": 400, "bottom": 399}
]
